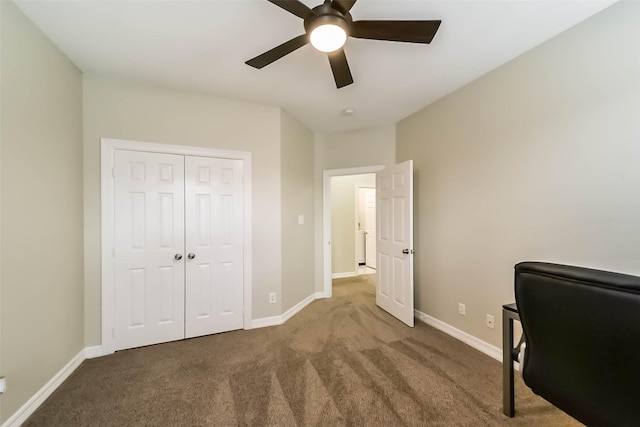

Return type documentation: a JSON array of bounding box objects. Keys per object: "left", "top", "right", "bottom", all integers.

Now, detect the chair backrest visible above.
[{"left": 515, "top": 262, "right": 640, "bottom": 426}]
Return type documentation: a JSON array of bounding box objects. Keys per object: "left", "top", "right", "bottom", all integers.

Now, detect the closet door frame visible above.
[{"left": 101, "top": 138, "right": 252, "bottom": 355}]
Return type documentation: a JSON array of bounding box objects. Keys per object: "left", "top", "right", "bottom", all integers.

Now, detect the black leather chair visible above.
[{"left": 513, "top": 261, "right": 640, "bottom": 426}]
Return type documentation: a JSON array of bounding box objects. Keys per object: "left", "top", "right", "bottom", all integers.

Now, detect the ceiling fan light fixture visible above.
[
  {"left": 310, "top": 23, "right": 347, "bottom": 52},
  {"left": 304, "top": 11, "right": 349, "bottom": 52}
]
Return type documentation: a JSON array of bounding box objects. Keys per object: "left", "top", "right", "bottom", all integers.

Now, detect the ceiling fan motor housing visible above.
[{"left": 304, "top": 2, "right": 352, "bottom": 36}]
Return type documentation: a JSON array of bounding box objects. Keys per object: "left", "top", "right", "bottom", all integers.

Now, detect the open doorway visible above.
[
  {"left": 322, "top": 165, "right": 384, "bottom": 298},
  {"left": 323, "top": 162, "right": 415, "bottom": 326},
  {"left": 357, "top": 186, "right": 376, "bottom": 274},
  {"left": 330, "top": 174, "right": 376, "bottom": 278}
]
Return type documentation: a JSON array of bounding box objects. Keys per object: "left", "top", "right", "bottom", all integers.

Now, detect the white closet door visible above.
[
  {"left": 184, "top": 156, "right": 244, "bottom": 338},
  {"left": 114, "top": 150, "right": 185, "bottom": 350}
]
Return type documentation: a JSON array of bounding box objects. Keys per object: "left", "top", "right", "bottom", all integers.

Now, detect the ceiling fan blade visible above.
[
  {"left": 327, "top": 48, "right": 353, "bottom": 89},
  {"left": 332, "top": 0, "right": 357, "bottom": 14},
  {"left": 245, "top": 34, "right": 309, "bottom": 69},
  {"left": 351, "top": 20, "right": 441, "bottom": 44},
  {"left": 267, "top": 0, "right": 314, "bottom": 19}
]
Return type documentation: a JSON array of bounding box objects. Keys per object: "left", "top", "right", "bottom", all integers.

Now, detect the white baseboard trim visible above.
[
  {"left": 250, "top": 315, "right": 283, "bottom": 329},
  {"left": 414, "top": 309, "right": 502, "bottom": 363},
  {"left": 281, "top": 292, "right": 321, "bottom": 323},
  {"left": 316, "top": 291, "right": 330, "bottom": 299},
  {"left": 251, "top": 291, "right": 325, "bottom": 329},
  {"left": 332, "top": 272, "right": 356, "bottom": 279},
  {"left": 2, "top": 349, "right": 85, "bottom": 427},
  {"left": 84, "top": 345, "right": 104, "bottom": 359}
]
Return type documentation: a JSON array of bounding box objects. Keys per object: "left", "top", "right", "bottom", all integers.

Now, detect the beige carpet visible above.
[{"left": 25, "top": 275, "right": 581, "bottom": 426}]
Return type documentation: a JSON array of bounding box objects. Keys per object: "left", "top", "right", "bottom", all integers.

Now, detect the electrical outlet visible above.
[
  {"left": 0, "top": 376, "right": 6, "bottom": 394},
  {"left": 458, "top": 303, "right": 466, "bottom": 316},
  {"left": 486, "top": 314, "right": 495, "bottom": 329},
  {"left": 269, "top": 292, "right": 276, "bottom": 303}
]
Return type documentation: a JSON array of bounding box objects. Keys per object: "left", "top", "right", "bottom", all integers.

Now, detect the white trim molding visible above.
[
  {"left": 332, "top": 272, "right": 357, "bottom": 279},
  {"left": 251, "top": 315, "right": 283, "bottom": 329},
  {"left": 414, "top": 309, "right": 502, "bottom": 362},
  {"left": 251, "top": 292, "right": 325, "bottom": 329},
  {"left": 100, "top": 138, "right": 253, "bottom": 354},
  {"left": 84, "top": 345, "right": 104, "bottom": 359},
  {"left": 2, "top": 350, "right": 85, "bottom": 427}
]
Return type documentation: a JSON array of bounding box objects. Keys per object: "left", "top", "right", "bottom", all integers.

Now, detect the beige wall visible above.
[
  {"left": 280, "top": 111, "right": 315, "bottom": 311},
  {"left": 0, "top": 1, "right": 84, "bottom": 422},
  {"left": 397, "top": 1, "right": 640, "bottom": 347},
  {"left": 330, "top": 174, "right": 375, "bottom": 275},
  {"left": 314, "top": 125, "right": 396, "bottom": 171},
  {"left": 83, "top": 75, "right": 284, "bottom": 345},
  {"left": 313, "top": 125, "right": 395, "bottom": 291}
]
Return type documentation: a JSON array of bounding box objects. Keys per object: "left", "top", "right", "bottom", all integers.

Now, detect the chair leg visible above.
[{"left": 502, "top": 310, "right": 515, "bottom": 417}]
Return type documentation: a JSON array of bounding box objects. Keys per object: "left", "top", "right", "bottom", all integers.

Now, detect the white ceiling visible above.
[{"left": 15, "top": 0, "right": 616, "bottom": 133}]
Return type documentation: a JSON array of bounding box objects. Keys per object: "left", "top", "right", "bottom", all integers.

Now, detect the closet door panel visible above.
[
  {"left": 184, "top": 156, "right": 244, "bottom": 338},
  {"left": 113, "top": 150, "right": 185, "bottom": 350}
]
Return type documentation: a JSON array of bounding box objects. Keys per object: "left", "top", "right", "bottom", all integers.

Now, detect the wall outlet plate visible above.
[
  {"left": 458, "top": 303, "right": 466, "bottom": 316},
  {"left": 269, "top": 292, "right": 276, "bottom": 303},
  {"left": 486, "top": 314, "right": 495, "bottom": 329}
]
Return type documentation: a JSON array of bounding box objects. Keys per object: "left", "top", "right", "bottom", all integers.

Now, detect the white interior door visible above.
[
  {"left": 364, "top": 188, "right": 377, "bottom": 269},
  {"left": 114, "top": 150, "right": 186, "bottom": 350},
  {"left": 184, "top": 156, "right": 244, "bottom": 338},
  {"left": 376, "top": 160, "right": 414, "bottom": 327}
]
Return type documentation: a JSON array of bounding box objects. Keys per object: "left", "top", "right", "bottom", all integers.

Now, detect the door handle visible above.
[
  {"left": 402, "top": 249, "right": 415, "bottom": 255},
  {"left": 174, "top": 253, "right": 183, "bottom": 261},
  {"left": 187, "top": 253, "right": 196, "bottom": 260}
]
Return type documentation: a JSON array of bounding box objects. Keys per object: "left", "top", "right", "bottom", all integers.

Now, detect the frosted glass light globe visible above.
[{"left": 310, "top": 24, "right": 347, "bottom": 53}]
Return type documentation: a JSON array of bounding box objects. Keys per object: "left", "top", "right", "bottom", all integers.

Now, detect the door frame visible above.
[
  {"left": 101, "top": 138, "right": 253, "bottom": 355},
  {"left": 322, "top": 165, "right": 384, "bottom": 298}
]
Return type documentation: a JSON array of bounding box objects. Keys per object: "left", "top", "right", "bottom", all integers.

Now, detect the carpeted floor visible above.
[{"left": 25, "top": 275, "right": 582, "bottom": 426}]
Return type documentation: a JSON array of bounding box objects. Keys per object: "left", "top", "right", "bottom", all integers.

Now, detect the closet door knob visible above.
[
  {"left": 188, "top": 253, "right": 196, "bottom": 260},
  {"left": 174, "top": 253, "right": 183, "bottom": 261}
]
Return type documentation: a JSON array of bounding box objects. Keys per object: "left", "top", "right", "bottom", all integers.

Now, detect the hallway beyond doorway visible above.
[{"left": 358, "top": 265, "right": 376, "bottom": 275}]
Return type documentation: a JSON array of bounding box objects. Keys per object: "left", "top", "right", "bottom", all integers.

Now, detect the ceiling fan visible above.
[{"left": 245, "top": 0, "right": 441, "bottom": 89}]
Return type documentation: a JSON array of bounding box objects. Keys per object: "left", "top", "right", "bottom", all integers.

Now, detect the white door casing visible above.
[
  {"left": 364, "top": 188, "right": 377, "bottom": 269},
  {"left": 185, "top": 156, "right": 244, "bottom": 338},
  {"left": 113, "top": 150, "right": 186, "bottom": 350},
  {"left": 102, "top": 138, "right": 252, "bottom": 355},
  {"left": 376, "top": 160, "right": 414, "bottom": 327}
]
